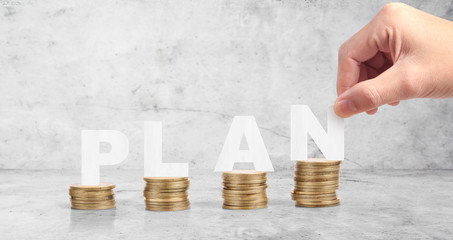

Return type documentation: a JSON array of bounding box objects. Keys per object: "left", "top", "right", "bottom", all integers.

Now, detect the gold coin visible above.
[
  {"left": 294, "top": 185, "right": 339, "bottom": 192},
  {"left": 223, "top": 189, "right": 266, "bottom": 195},
  {"left": 295, "top": 203, "right": 338, "bottom": 207},
  {"left": 295, "top": 166, "right": 340, "bottom": 172},
  {"left": 222, "top": 179, "right": 266, "bottom": 185},
  {"left": 296, "top": 161, "right": 341, "bottom": 166},
  {"left": 71, "top": 204, "right": 116, "bottom": 210},
  {"left": 294, "top": 183, "right": 339, "bottom": 189},
  {"left": 71, "top": 195, "right": 114, "bottom": 201},
  {"left": 144, "top": 177, "right": 188, "bottom": 182},
  {"left": 291, "top": 192, "right": 336, "bottom": 198},
  {"left": 145, "top": 201, "right": 190, "bottom": 208},
  {"left": 223, "top": 179, "right": 266, "bottom": 184},
  {"left": 71, "top": 198, "right": 115, "bottom": 204},
  {"left": 145, "top": 205, "right": 190, "bottom": 210},
  {"left": 295, "top": 197, "right": 339, "bottom": 204},
  {"left": 294, "top": 182, "right": 339, "bottom": 187},
  {"left": 294, "top": 172, "right": 339, "bottom": 177},
  {"left": 223, "top": 195, "right": 268, "bottom": 201},
  {"left": 69, "top": 190, "right": 114, "bottom": 197},
  {"left": 294, "top": 178, "right": 339, "bottom": 183},
  {"left": 223, "top": 170, "right": 266, "bottom": 179},
  {"left": 222, "top": 194, "right": 266, "bottom": 200},
  {"left": 145, "top": 179, "right": 189, "bottom": 184},
  {"left": 223, "top": 185, "right": 267, "bottom": 191},
  {"left": 291, "top": 194, "right": 337, "bottom": 201},
  {"left": 295, "top": 202, "right": 340, "bottom": 208},
  {"left": 146, "top": 206, "right": 190, "bottom": 211},
  {"left": 295, "top": 167, "right": 340, "bottom": 172},
  {"left": 294, "top": 175, "right": 339, "bottom": 181},
  {"left": 145, "top": 186, "right": 189, "bottom": 192},
  {"left": 69, "top": 183, "right": 115, "bottom": 190},
  {"left": 223, "top": 184, "right": 266, "bottom": 189},
  {"left": 292, "top": 189, "right": 336, "bottom": 195},
  {"left": 295, "top": 163, "right": 340, "bottom": 168},
  {"left": 145, "top": 181, "right": 189, "bottom": 188},
  {"left": 222, "top": 204, "right": 267, "bottom": 210},
  {"left": 144, "top": 191, "right": 188, "bottom": 196},
  {"left": 71, "top": 201, "right": 116, "bottom": 210},
  {"left": 295, "top": 171, "right": 340, "bottom": 176},
  {"left": 291, "top": 189, "right": 336, "bottom": 195},
  {"left": 222, "top": 194, "right": 266, "bottom": 199},
  {"left": 142, "top": 178, "right": 190, "bottom": 210},
  {"left": 222, "top": 193, "right": 267, "bottom": 200},
  {"left": 223, "top": 199, "right": 268, "bottom": 204},
  {"left": 296, "top": 158, "right": 341, "bottom": 166},
  {"left": 294, "top": 180, "right": 339, "bottom": 186},
  {"left": 145, "top": 199, "right": 189, "bottom": 206},
  {"left": 144, "top": 187, "right": 188, "bottom": 193},
  {"left": 295, "top": 161, "right": 340, "bottom": 166},
  {"left": 296, "top": 198, "right": 339, "bottom": 204},
  {"left": 291, "top": 192, "right": 336, "bottom": 197},
  {"left": 223, "top": 199, "right": 268, "bottom": 206},
  {"left": 295, "top": 198, "right": 340, "bottom": 207},
  {"left": 71, "top": 201, "right": 116, "bottom": 207},
  {"left": 144, "top": 197, "right": 189, "bottom": 203},
  {"left": 145, "top": 184, "right": 190, "bottom": 189},
  {"left": 145, "top": 204, "right": 190, "bottom": 211},
  {"left": 145, "top": 181, "right": 189, "bottom": 186},
  {"left": 294, "top": 181, "right": 340, "bottom": 188},
  {"left": 223, "top": 169, "right": 266, "bottom": 175},
  {"left": 223, "top": 175, "right": 267, "bottom": 181},
  {"left": 143, "top": 191, "right": 188, "bottom": 199},
  {"left": 223, "top": 172, "right": 267, "bottom": 177},
  {"left": 143, "top": 197, "right": 189, "bottom": 202},
  {"left": 293, "top": 188, "right": 338, "bottom": 193}
]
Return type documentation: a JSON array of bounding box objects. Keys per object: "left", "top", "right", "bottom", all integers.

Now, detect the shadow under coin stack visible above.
[
  {"left": 69, "top": 183, "right": 116, "bottom": 210},
  {"left": 222, "top": 170, "right": 268, "bottom": 210},
  {"left": 292, "top": 158, "right": 341, "bottom": 207},
  {"left": 143, "top": 177, "right": 190, "bottom": 211}
]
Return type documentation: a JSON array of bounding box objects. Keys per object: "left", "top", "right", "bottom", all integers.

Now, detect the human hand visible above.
[{"left": 334, "top": 2, "right": 453, "bottom": 118}]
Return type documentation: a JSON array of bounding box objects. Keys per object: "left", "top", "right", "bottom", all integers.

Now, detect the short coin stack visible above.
[
  {"left": 222, "top": 170, "right": 268, "bottom": 210},
  {"left": 143, "top": 177, "right": 190, "bottom": 211},
  {"left": 69, "top": 183, "right": 116, "bottom": 210},
  {"left": 292, "top": 158, "right": 341, "bottom": 207}
]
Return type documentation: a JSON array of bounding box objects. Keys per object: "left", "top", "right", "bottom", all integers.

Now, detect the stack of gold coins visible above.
[
  {"left": 69, "top": 183, "right": 116, "bottom": 210},
  {"left": 143, "top": 177, "right": 190, "bottom": 211},
  {"left": 222, "top": 170, "right": 268, "bottom": 210},
  {"left": 292, "top": 158, "right": 341, "bottom": 207}
]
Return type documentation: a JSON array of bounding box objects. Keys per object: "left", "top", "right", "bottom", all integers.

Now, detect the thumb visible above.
[{"left": 334, "top": 67, "right": 413, "bottom": 118}]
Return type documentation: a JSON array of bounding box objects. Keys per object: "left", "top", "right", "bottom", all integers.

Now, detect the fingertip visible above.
[
  {"left": 334, "top": 99, "right": 357, "bottom": 118},
  {"left": 366, "top": 108, "right": 378, "bottom": 115}
]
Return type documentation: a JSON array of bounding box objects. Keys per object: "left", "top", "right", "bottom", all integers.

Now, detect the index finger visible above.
[{"left": 337, "top": 12, "right": 393, "bottom": 96}]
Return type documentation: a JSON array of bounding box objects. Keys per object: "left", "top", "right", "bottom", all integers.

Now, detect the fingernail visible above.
[{"left": 335, "top": 99, "right": 357, "bottom": 117}]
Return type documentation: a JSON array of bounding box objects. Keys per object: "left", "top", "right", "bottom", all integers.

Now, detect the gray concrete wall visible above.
[{"left": 1, "top": 0, "right": 453, "bottom": 170}]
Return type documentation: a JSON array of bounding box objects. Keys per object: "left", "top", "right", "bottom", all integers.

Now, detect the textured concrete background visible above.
[{"left": 1, "top": 0, "right": 453, "bottom": 170}]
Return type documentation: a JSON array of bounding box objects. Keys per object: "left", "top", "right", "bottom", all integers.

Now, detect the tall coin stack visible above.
[
  {"left": 292, "top": 158, "right": 341, "bottom": 207},
  {"left": 222, "top": 170, "right": 268, "bottom": 210},
  {"left": 143, "top": 177, "right": 190, "bottom": 211},
  {"left": 69, "top": 183, "right": 116, "bottom": 210}
]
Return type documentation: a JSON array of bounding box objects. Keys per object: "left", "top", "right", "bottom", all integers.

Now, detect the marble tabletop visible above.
[{"left": 1, "top": 169, "right": 452, "bottom": 239}]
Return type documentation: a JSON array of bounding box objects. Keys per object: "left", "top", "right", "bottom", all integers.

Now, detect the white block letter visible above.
[
  {"left": 291, "top": 105, "right": 344, "bottom": 160},
  {"left": 144, "top": 121, "right": 188, "bottom": 177},
  {"left": 81, "top": 130, "right": 129, "bottom": 185},
  {"left": 215, "top": 116, "right": 274, "bottom": 172}
]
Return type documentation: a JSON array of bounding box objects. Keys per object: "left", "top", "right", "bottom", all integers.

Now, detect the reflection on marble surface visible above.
[
  {"left": 0, "top": 169, "right": 453, "bottom": 239},
  {"left": 1, "top": 0, "right": 453, "bottom": 170}
]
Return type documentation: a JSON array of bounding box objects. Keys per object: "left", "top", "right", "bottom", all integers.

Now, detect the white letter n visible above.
[{"left": 291, "top": 105, "right": 344, "bottom": 160}]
